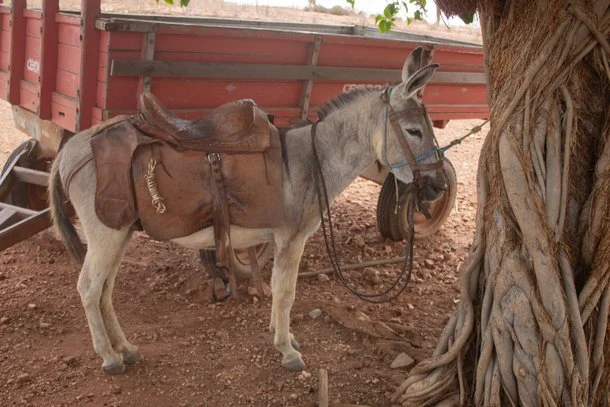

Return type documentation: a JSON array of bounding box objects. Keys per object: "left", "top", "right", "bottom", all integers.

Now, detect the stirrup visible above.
[{"left": 212, "top": 266, "right": 232, "bottom": 302}]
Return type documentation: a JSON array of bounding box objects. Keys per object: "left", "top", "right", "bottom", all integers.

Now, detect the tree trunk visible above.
[{"left": 393, "top": 1, "right": 610, "bottom": 405}]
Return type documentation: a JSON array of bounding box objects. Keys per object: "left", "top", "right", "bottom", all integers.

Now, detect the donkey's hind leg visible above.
[
  {"left": 77, "top": 225, "right": 132, "bottom": 374},
  {"left": 99, "top": 230, "right": 142, "bottom": 366},
  {"left": 270, "top": 233, "right": 307, "bottom": 371}
]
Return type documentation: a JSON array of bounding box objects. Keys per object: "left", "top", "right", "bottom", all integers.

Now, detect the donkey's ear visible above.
[
  {"left": 401, "top": 47, "right": 425, "bottom": 82},
  {"left": 403, "top": 64, "right": 439, "bottom": 98}
]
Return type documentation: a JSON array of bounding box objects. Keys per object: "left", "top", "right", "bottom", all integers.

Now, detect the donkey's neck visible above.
[{"left": 305, "top": 92, "right": 383, "bottom": 203}]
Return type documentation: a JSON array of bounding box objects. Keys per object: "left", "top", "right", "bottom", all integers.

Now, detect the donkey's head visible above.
[{"left": 374, "top": 47, "right": 446, "bottom": 202}]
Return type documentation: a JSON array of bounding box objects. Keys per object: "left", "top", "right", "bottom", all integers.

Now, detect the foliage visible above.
[
  {"left": 160, "top": 0, "right": 190, "bottom": 7},
  {"left": 348, "top": 1, "right": 475, "bottom": 31},
  {"left": 347, "top": 1, "right": 427, "bottom": 32}
]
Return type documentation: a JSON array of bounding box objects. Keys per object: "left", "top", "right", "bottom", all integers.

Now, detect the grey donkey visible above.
[{"left": 49, "top": 47, "right": 446, "bottom": 374}]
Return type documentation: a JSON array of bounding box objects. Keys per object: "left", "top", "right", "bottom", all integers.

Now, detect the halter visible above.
[{"left": 380, "top": 87, "right": 443, "bottom": 175}]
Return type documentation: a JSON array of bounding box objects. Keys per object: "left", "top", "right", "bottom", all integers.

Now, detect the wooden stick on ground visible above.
[
  {"left": 319, "top": 368, "right": 329, "bottom": 407},
  {"left": 298, "top": 257, "right": 406, "bottom": 278}
]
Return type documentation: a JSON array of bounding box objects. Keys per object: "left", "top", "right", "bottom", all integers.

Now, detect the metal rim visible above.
[{"left": 412, "top": 192, "right": 451, "bottom": 237}]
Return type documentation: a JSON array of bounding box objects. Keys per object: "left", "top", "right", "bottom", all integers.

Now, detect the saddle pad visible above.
[
  {"left": 91, "top": 119, "right": 156, "bottom": 229},
  {"left": 132, "top": 126, "right": 284, "bottom": 241}
]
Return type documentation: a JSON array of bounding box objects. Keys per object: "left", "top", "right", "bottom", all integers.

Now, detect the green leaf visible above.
[
  {"left": 383, "top": 5, "right": 393, "bottom": 18},
  {"left": 414, "top": 10, "right": 422, "bottom": 20},
  {"left": 346, "top": 0, "right": 355, "bottom": 8},
  {"left": 379, "top": 20, "right": 392, "bottom": 32},
  {"left": 180, "top": 0, "right": 190, "bottom": 6},
  {"left": 375, "top": 14, "right": 384, "bottom": 23},
  {"left": 163, "top": 0, "right": 173, "bottom": 4}
]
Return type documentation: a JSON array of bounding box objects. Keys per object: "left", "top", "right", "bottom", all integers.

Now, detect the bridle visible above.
[
  {"left": 380, "top": 87, "right": 444, "bottom": 180},
  {"left": 308, "top": 87, "right": 445, "bottom": 303}
]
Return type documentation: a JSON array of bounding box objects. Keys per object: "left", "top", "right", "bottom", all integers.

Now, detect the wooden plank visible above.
[
  {"left": 38, "top": 0, "right": 60, "bottom": 119},
  {"left": 19, "top": 80, "right": 39, "bottom": 112},
  {"left": 57, "top": 20, "right": 81, "bottom": 45},
  {"left": 111, "top": 60, "right": 488, "bottom": 85},
  {"left": 137, "top": 30, "right": 156, "bottom": 97},
  {"left": 95, "top": 15, "right": 356, "bottom": 35},
  {"left": 0, "top": 202, "right": 39, "bottom": 217},
  {"left": 52, "top": 92, "right": 77, "bottom": 132},
  {"left": 0, "top": 207, "right": 19, "bottom": 228},
  {"left": 153, "top": 33, "right": 308, "bottom": 62},
  {"left": 57, "top": 43, "right": 81, "bottom": 75},
  {"left": 77, "top": 0, "right": 101, "bottom": 132},
  {"left": 8, "top": 0, "right": 26, "bottom": 104},
  {"left": 55, "top": 13, "right": 80, "bottom": 26},
  {"left": 0, "top": 208, "right": 52, "bottom": 251},
  {"left": 300, "top": 36, "right": 322, "bottom": 120},
  {"left": 13, "top": 166, "right": 49, "bottom": 186},
  {"left": 55, "top": 68, "right": 78, "bottom": 98}
]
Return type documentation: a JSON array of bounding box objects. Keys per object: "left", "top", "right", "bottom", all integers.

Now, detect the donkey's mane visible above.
[
  {"left": 285, "top": 88, "right": 380, "bottom": 131},
  {"left": 317, "top": 88, "right": 379, "bottom": 120}
]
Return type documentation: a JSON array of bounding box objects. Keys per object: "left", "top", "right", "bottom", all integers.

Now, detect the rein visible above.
[
  {"left": 310, "top": 87, "right": 440, "bottom": 303},
  {"left": 311, "top": 120, "right": 417, "bottom": 303}
]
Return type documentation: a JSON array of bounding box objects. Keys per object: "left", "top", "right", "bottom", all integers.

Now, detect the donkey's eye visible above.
[{"left": 407, "top": 129, "right": 423, "bottom": 139}]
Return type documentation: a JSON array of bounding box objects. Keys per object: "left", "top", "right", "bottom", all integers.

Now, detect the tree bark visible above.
[{"left": 393, "top": 0, "right": 610, "bottom": 405}]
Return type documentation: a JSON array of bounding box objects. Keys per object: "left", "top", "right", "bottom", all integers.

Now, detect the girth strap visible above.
[{"left": 208, "top": 152, "right": 239, "bottom": 301}]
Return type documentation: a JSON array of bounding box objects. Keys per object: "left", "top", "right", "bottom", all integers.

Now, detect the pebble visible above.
[
  {"left": 391, "top": 352, "right": 415, "bottom": 369},
  {"left": 289, "top": 393, "right": 298, "bottom": 400},
  {"left": 39, "top": 322, "right": 51, "bottom": 329},
  {"left": 27, "top": 303, "right": 37, "bottom": 310},
  {"left": 0, "top": 316, "right": 9, "bottom": 325},
  {"left": 424, "top": 259, "right": 435, "bottom": 269},
  {"left": 317, "top": 274, "right": 330, "bottom": 283},
  {"left": 16, "top": 373, "right": 31, "bottom": 384},
  {"left": 62, "top": 355, "right": 77, "bottom": 365},
  {"left": 353, "top": 235, "right": 366, "bottom": 248},
  {"left": 309, "top": 308, "right": 323, "bottom": 320},
  {"left": 363, "top": 268, "right": 381, "bottom": 285}
]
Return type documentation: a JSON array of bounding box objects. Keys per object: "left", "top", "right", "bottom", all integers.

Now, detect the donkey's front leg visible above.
[{"left": 270, "top": 235, "right": 307, "bottom": 371}]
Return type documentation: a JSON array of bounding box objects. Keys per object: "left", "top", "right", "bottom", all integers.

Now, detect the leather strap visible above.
[
  {"left": 382, "top": 91, "right": 443, "bottom": 173},
  {"left": 208, "top": 152, "right": 239, "bottom": 301}
]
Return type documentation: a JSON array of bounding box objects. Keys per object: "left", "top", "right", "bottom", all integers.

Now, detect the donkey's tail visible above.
[{"left": 49, "top": 150, "right": 86, "bottom": 264}]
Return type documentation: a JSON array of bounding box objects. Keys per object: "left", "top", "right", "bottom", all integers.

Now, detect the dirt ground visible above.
[{"left": 0, "top": 2, "right": 487, "bottom": 406}]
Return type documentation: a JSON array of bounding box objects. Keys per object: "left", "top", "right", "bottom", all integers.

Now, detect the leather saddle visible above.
[
  {"left": 89, "top": 93, "right": 284, "bottom": 297},
  {"left": 135, "top": 92, "right": 272, "bottom": 153}
]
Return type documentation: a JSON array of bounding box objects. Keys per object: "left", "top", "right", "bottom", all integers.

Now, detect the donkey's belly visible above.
[{"left": 170, "top": 225, "right": 274, "bottom": 250}]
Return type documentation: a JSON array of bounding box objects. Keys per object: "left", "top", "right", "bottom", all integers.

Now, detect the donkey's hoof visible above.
[
  {"left": 123, "top": 350, "right": 143, "bottom": 365},
  {"left": 282, "top": 354, "right": 306, "bottom": 371},
  {"left": 103, "top": 361, "right": 126, "bottom": 374}
]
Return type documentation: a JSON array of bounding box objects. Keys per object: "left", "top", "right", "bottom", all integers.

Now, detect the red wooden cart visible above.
[{"left": 0, "top": 0, "right": 488, "bottom": 264}]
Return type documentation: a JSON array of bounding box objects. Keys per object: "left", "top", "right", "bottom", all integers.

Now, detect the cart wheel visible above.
[
  {"left": 199, "top": 243, "right": 274, "bottom": 281},
  {"left": 376, "top": 157, "right": 457, "bottom": 241},
  {"left": 376, "top": 173, "right": 406, "bottom": 241},
  {"left": 1, "top": 139, "right": 51, "bottom": 210}
]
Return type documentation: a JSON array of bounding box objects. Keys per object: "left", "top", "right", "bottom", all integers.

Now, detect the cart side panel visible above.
[
  {"left": 154, "top": 32, "right": 312, "bottom": 65},
  {"left": 0, "top": 8, "right": 11, "bottom": 99},
  {"left": 21, "top": 11, "right": 41, "bottom": 114},
  {"left": 97, "top": 31, "right": 143, "bottom": 118},
  {"left": 151, "top": 79, "right": 304, "bottom": 110},
  {"left": 50, "top": 13, "right": 81, "bottom": 132}
]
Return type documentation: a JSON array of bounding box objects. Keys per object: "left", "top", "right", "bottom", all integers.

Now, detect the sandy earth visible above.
[{"left": 0, "top": 2, "right": 487, "bottom": 406}]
